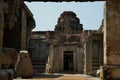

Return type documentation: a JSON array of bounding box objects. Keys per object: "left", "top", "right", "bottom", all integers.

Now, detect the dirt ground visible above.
[{"left": 14, "top": 73, "right": 100, "bottom": 80}]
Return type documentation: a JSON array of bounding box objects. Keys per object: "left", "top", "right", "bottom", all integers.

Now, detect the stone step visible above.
[
  {"left": 92, "top": 63, "right": 100, "bottom": 66},
  {"left": 33, "top": 65, "right": 46, "bottom": 69},
  {"left": 33, "top": 69, "right": 45, "bottom": 74},
  {"left": 37, "top": 69, "right": 46, "bottom": 73},
  {"left": 92, "top": 60, "right": 100, "bottom": 63},
  {"left": 31, "top": 57, "right": 47, "bottom": 60},
  {"left": 32, "top": 59, "right": 47, "bottom": 62},
  {"left": 32, "top": 61, "right": 47, "bottom": 65},
  {"left": 92, "top": 66, "right": 99, "bottom": 70},
  {"left": 33, "top": 65, "right": 46, "bottom": 68},
  {"left": 31, "top": 58, "right": 48, "bottom": 74}
]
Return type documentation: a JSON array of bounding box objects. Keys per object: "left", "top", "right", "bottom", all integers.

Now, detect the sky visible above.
[{"left": 25, "top": 1, "right": 105, "bottom": 31}]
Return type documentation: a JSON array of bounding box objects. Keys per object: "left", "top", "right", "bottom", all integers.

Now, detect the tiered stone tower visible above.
[{"left": 55, "top": 11, "right": 83, "bottom": 34}]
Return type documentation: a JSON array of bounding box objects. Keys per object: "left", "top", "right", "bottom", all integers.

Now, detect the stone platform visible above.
[{"left": 14, "top": 73, "right": 100, "bottom": 80}]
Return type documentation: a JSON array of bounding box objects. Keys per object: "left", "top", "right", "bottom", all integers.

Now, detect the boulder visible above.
[{"left": 15, "top": 50, "right": 33, "bottom": 78}]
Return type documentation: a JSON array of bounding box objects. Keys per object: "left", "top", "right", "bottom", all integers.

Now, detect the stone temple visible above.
[
  {"left": 0, "top": 0, "right": 120, "bottom": 80},
  {"left": 28, "top": 11, "right": 103, "bottom": 75}
]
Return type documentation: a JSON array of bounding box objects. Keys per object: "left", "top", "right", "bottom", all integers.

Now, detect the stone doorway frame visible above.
[
  {"left": 59, "top": 46, "right": 77, "bottom": 72},
  {"left": 63, "top": 51, "right": 74, "bottom": 71}
]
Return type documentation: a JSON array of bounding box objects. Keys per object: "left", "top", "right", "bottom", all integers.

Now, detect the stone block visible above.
[
  {"left": 1, "top": 48, "right": 18, "bottom": 68},
  {"left": 0, "top": 70, "right": 9, "bottom": 80},
  {"left": 102, "top": 66, "right": 120, "bottom": 80},
  {"left": 15, "top": 50, "right": 33, "bottom": 78},
  {"left": 110, "top": 66, "right": 120, "bottom": 79},
  {"left": 4, "top": 69, "right": 14, "bottom": 80}
]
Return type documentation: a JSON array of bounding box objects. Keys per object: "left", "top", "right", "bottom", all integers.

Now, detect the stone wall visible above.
[
  {"left": 49, "top": 46, "right": 84, "bottom": 73},
  {"left": 0, "top": 0, "right": 4, "bottom": 54},
  {"left": 0, "top": 0, "right": 35, "bottom": 79},
  {"left": 84, "top": 31, "right": 93, "bottom": 74},
  {"left": 103, "top": 0, "right": 120, "bottom": 79},
  {"left": 2, "top": 0, "right": 35, "bottom": 51},
  {"left": 29, "top": 39, "right": 49, "bottom": 60},
  {"left": 84, "top": 30, "right": 103, "bottom": 76}
]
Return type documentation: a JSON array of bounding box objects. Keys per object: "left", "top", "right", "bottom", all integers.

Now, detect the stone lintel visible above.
[{"left": 24, "top": 0, "right": 104, "bottom": 2}]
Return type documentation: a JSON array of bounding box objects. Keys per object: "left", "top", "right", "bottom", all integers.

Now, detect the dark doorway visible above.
[{"left": 64, "top": 51, "right": 73, "bottom": 71}]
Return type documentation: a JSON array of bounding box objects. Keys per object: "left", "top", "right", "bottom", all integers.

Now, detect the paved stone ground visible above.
[{"left": 14, "top": 73, "right": 100, "bottom": 80}]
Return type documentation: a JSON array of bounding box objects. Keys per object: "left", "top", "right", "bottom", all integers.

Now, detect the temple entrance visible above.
[{"left": 64, "top": 51, "right": 73, "bottom": 71}]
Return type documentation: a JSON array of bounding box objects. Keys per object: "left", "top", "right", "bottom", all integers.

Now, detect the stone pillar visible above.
[
  {"left": 103, "top": 0, "right": 120, "bottom": 79},
  {"left": 0, "top": 0, "right": 4, "bottom": 53},
  {"left": 77, "top": 48, "right": 83, "bottom": 73},
  {"left": 21, "top": 9, "right": 27, "bottom": 50},
  {"left": 46, "top": 45, "right": 54, "bottom": 73},
  {"left": 0, "top": 0, "right": 4, "bottom": 70},
  {"left": 84, "top": 34, "right": 93, "bottom": 75},
  {"left": 54, "top": 47, "right": 59, "bottom": 72}
]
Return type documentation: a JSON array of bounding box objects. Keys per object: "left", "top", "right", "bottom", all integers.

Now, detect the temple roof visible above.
[{"left": 55, "top": 11, "right": 83, "bottom": 34}]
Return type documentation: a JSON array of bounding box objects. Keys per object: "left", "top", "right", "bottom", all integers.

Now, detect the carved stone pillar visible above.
[
  {"left": 21, "top": 9, "right": 27, "bottom": 50},
  {"left": 0, "top": 0, "right": 4, "bottom": 54},
  {"left": 103, "top": 0, "right": 120, "bottom": 79}
]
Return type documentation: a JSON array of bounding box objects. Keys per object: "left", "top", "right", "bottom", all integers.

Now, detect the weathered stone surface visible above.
[
  {"left": 24, "top": 0, "right": 104, "bottom": 2},
  {"left": 0, "top": 0, "right": 35, "bottom": 79},
  {"left": 101, "top": 66, "right": 120, "bottom": 80},
  {"left": 54, "top": 11, "right": 84, "bottom": 47},
  {"left": 0, "top": 48, "right": 18, "bottom": 68},
  {"left": 103, "top": 0, "right": 120, "bottom": 79},
  {"left": 0, "top": 69, "right": 14, "bottom": 80},
  {"left": 0, "top": 70, "right": 9, "bottom": 80},
  {"left": 0, "top": 0, "right": 4, "bottom": 53},
  {"left": 84, "top": 31, "right": 93, "bottom": 74},
  {"left": 4, "top": 69, "right": 14, "bottom": 80},
  {"left": 84, "top": 30, "right": 103, "bottom": 75},
  {"left": 55, "top": 11, "right": 83, "bottom": 34},
  {"left": 110, "top": 67, "right": 120, "bottom": 79},
  {"left": 28, "top": 11, "right": 85, "bottom": 74},
  {"left": 2, "top": 0, "right": 35, "bottom": 51},
  {"left": 104, "top": 0, "right": 120, "bottom": 65},
  {"left": 15, "top": 51, "right": 33, "bottom": 78}
]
